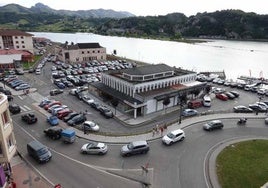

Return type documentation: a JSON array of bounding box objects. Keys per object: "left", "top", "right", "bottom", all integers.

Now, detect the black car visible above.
[
  {"left": 50, "top": 89, "right": 64, "bottom": 96},
  {"left": 63, "top": 112, "right": 79, "bottom": 122},
  {"left": 44, "top": 126, "right": 63, "bottom": 140},
  {"left": 99, "top": 106, "right": 114, "bottom": 118},
  {"left": 90, "top": 101, "right": 101, "bottom": 110},
  {"left": 248, "top": 104, "right": 266, "bottom": 112},
  {"left": 21, "top": 113, "right": 38, "bottom": 124},
  {"left": 225, "top": 92, "right": 236, "bottom": 99},
  {"left": 233, "top": 105, "right": 253, "bottom": 113},
  {"left": 67, "top": 114, "right": 87, "bottom": 126},
  {"left": 9, "top": 104, "right": 21, "bottom": 114}
]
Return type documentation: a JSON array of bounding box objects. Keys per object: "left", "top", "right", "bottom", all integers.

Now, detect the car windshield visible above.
[
  {"left": 167, "top": 133, "right": 175, "bottom": 139},
  {"left": 127, "top": 143, "right": 134, "bottom": 150},
  {"left": 37, "top": 148, "right": 49, "bottom": 155}
]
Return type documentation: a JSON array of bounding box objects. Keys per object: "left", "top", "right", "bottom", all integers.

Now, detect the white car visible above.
[
  {"left": 81, "top": 142, "right": 108, "bottom": 155},
  {"left": 83, "top": 121, "right": 100, "bottom": 132},
  {"left": 82, "top": 95, "right": 94, "bottom": 105},
  {"left": 162, "top": 129, "right": 185, "bottom": 145}
]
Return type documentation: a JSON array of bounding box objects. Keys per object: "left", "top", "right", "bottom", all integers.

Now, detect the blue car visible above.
[
  {"left": 47, "top": 115, "right": 59, "bottom": 126},
  {"left": 56, "top": 82, "right": 66, "bottom": 89}
]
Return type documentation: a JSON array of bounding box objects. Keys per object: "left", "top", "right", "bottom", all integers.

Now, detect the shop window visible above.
[{"left": 7, "top": 134, "right": 15, "bottom": 151}]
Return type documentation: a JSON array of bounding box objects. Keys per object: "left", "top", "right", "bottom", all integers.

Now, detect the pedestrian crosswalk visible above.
[{"left": 20, "top": 105, "right": 31, "bottom": 112}]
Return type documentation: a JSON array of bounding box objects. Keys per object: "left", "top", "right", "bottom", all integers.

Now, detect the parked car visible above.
[
  {"left": 233, "top": 105, "right": 253, "bottom": 113},
  {"left": 120, "top": 141, "right": 149, "bottom": 157},
  {"left": 83, "top": 121, "right": 100, "bottom": 132},
  {"left": 81, "top": 142, "right": 108, "bottom": 155},
  {"left": 248, "top": 104, "right": 266, "bottom": 112},
  {"left": 44, "top": 101, "right": 61, "bottom": 110},
  {"left": 230, "top": 91, "right": 240, "bottom": 97},
  {"left": 50, "top": 89, "right": 64, "bottom": 96},
  {"left": 67, "top": 114, "right": 86, "bottom": 126},
  {"left": 57, "top": 109, "right": 73, "bottom": 119},
  {"left": 47, "top": 115, "right": 59, "bottom": 126},
  {"left": 203, "top": 120, "right": 224, "bottom": 131},
  {"left": 224, "top": 92, "right": 236, "bottom": 99},
  {"left": 187, "top": 99, "right": 203, "bottom": 109},
  {"left": 265, "top": 118, "right": 268, "bottom": 125},
  {"left": 15, "top": 84, "right": 30, "bottom": 91},
  {"left": 99, "top": 106, "right": 114, "bottom": 118},
  {"left": 182, "top": 109, "right": 198, "bottom": 117},
  {"left": 21, "top": 113, "right": 38, "bottom": 124},
  {"left": 9, "top": 103, "right": 21, "bottom": 114},
  {"left": 216, "top": 93, "right": 228, "bottom": 101},
  {"left": 39, "top": 99, "right": 53, "bottom": 107},
  {"left": 82, "top": 95, "right": 94, "bottom": 105},
  {"left": 90, "top": 101, "right": 102, "bottom": 110},
  {"left": 63, "top": 112, "right": 79, "bottom": 122},
  {"left": 162, "top": 129, "right": 185, "bottom": 145},
  {"left": 44, "top": 126, "right": 63, "bottom": 140}
]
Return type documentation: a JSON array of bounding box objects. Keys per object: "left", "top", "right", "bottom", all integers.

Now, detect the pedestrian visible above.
[
  {"left": 155, "top": 124, "right": 159, "bottom": 134},
  {"left": 160, "top": 126, "right": 164, "bottom": 136},
  {"left": 152, "top": 128, "right": 156, "bottom": 137},
  {"left": 163, "top": 124, "right": 167, "bottom": 131}
]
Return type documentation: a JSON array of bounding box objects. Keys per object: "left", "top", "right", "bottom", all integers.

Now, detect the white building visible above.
[
  {"left": 58, "top": 43, "right": 106, "bottom": 63},
  {"left": 91, "top": 63, "right": 206, "bottom": 119},
  {"left": 0, "top": 29, "right": 34, "bottom": 54}
]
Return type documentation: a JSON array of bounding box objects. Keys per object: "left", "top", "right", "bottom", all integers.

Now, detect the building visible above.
[
  {"left": 58, "top": 43, "right": 106, "bottom": 63},
  {"left": 0, "top": 49, "right": 34, "bottom": 70},
  {"left": 0, "top": 94, "right": 17, "bottom": 187},
  {"left": 91, "top": 63, "right": 206, "bottom": 119},
  {"left": 0, "top": 29, "right": 34, "bottom": 54}
]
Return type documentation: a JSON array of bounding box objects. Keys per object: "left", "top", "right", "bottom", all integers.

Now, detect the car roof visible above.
[
  {"left": 210, "top": 120, "right": 222, "bottom": 124},
  {"left": 170, "top": 129, "right": 184, "bottom": 135},
  {"left": 131, "top": 140, "right": 148, "bottom": 146}
]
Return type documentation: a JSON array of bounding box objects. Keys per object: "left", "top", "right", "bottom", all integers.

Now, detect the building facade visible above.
[
  {"left": 91, "top": 64, "right": 206, "bottom": 119},
  {"left": 0, "top": 94, "right": 17, "bottom": 187},
  {"left": 0, "top": 29, "right": 34, "bottom": 54},
  {"left": 58, "top": 43, "right": 106, "bottom": 63}
]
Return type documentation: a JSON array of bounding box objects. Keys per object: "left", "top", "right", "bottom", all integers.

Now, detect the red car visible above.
[
  {"left": 44, "top": 101, "right": 61, "bottom": 110},
  {"left": 216, "top": 93, "right": 228, "bottom": 101},
  {"left": 57, "top": 109, "right": 73, "bottom": 119}
]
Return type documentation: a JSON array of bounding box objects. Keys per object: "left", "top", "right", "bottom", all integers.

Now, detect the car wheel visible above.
[
  {"left": 180, "top": 137, "right": 185, "bottom": 141},
  {"left": 82, "top": 151, "right": 87, "bottom": 154},
  {"left": 169, "top": 141, "right": 174, "bottom": 145}
]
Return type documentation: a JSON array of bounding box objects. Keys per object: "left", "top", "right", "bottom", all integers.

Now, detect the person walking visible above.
[{"left": 160, "top": 126, "right": 164, "bottom": 136}]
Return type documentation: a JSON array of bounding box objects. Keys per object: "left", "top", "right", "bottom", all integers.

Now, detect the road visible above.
[{"left": 9, "top": 60, "right": 268, "bottom": 187}]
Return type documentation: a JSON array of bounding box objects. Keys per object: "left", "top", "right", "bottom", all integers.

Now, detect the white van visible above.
[{"left": 203, "top": 95, "right": 211, "bottom": 107}]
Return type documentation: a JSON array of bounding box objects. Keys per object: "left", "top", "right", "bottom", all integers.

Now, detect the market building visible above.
[
  {"left": 57, "top": 42, "right": 106, "bottom": 64},
  {"left": 90, "top": 63, "right": 206, "bottom": 119}
]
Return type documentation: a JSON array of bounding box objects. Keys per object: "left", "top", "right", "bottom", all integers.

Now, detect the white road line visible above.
[
  {"left": 18, "top": 96, "right": 24, "bottom": 100},
  {"left": 23, "top": 105, "right": 31, "bottom": 111},
  {"left": 20, "top": 106, "right": 27, "bottom": 112}
]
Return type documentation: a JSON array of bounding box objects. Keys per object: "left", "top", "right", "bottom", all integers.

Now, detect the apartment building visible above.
[
  {"left": 0, "top": 29, "right": 34, "bottom": 54},
  {"left": 0, "top": 94, "right": 16, "bottom": 187}
]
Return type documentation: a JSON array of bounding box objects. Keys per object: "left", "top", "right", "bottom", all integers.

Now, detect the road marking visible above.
[
  {"left": 23, "top": 105, "right": 31, "bottom": 111},
  {"left": 18, "top": 95, "right": 24, "bottom": 100},
  {"left": 20, "top": 106, "right": 28, "bottom": 112}
]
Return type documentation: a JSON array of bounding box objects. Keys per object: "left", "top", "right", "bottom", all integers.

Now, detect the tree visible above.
[{"left": 163, "top": 96, "right": 170, "bottom": 114}]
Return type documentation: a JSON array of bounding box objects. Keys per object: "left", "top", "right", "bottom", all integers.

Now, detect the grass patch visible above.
[{"left": 216, "top": 140, "right": 268, "bottom": 188}]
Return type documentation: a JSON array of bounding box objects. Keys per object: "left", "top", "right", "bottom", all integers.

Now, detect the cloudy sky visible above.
[{"left": 0, "top": 0, "right": 267, "bottom": 16}]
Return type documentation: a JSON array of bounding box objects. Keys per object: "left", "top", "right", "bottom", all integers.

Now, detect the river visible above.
[{"left": 31, "top": 32, "right": 268, "bottom": 80}]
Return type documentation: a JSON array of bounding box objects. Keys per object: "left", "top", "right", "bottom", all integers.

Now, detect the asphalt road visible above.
[{"left": 9, "top": 61, "right": 268, "bottom": 188}]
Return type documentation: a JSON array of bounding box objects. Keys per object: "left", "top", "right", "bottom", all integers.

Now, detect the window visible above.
[
  {"left": 15, "top": 41, "right": 19, "bottom": 44},
  {"left": 93, "top": 50, "right": 95, "bottom": 53},
  {"left": 16, "top": 46, "right": 19, "bottom": 48},
  {"left": 7, "top": 134, "right": 15, "bottom": 150},
  {"left": 15, "top": 36, "right": 18, "bottom": 39},
  {"left": 2, "top": 110, "right": 9, "bottom": 125},
  {"left": 82, "top": 51, "right": 84, "bottom": 54},
  {"left": 21, "top": 36, "right": 24, "bottom": 39},
  {"left": 22, "top": 45, "right": 25, "bottom": 48},
  {"left": 21, "top": 41, "right": 24, "bottom": 44}
]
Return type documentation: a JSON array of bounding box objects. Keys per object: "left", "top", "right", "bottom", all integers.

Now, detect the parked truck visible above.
[{"left": 61, "top": 129, "right": 76, "bottom": 143}]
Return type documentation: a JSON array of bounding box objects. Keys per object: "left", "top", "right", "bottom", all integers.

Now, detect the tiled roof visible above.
[
  {"left": 77, "top": 43, "right": 103, "bottom": 49},
  {"left": 0, "top": 29, "right": 33, "bottom": 36},
  {"left": 0, "top": 49, "right": 32, "bottom": 55}
]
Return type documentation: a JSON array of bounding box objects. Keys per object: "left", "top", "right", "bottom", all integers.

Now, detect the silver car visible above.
[
  {"left": 121, "top": 141, "right": 149, "bottom": 157},
  {"left": 81, "top": 142, "right": 108, "bottom": 155}
]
